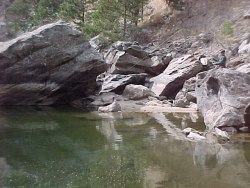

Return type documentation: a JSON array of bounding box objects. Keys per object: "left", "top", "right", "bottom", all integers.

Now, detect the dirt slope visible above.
[{"left": 144, "top": 0, "right": 250, "bottom": 46}]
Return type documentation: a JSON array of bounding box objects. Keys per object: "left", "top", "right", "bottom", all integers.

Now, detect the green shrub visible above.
[
  {"left": 7, "top": 0, "right": 31, "bottom": 16},
  {"left": 221, "top": 20, "right": 233, "bottom": 36}
]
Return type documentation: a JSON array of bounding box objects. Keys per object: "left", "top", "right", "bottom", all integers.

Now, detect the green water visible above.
[{"left": 0, "top": 107, "right": 250, "bottom": 188}]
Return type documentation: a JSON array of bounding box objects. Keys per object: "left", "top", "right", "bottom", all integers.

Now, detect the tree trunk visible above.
[
  {"left": 123, "top": 2, "right": 127, "bottom": 37},
  {"left": 141, "top": 1, "right": 144, "bottom": 22}
]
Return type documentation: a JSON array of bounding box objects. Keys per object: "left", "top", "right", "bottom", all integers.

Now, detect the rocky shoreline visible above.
[{"left": 0, "top": 22, "right": 250, "bottom": 139}]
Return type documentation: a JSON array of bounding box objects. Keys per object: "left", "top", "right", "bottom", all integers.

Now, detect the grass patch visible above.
[{"left": 221, "top": 20, "right": 233, "bottom": 36}]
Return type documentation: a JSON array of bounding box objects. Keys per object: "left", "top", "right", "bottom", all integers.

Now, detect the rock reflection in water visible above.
[
  {"left": 96, "top": 113, "right": 123, "bottom": 150},
  {"left": 0, "top": 158, "right": 8, "bottom": 187},
  {"left": 193, "top": 142, "right": 250, "bottom": 187},
  {"left": 95, "top": 111, "right": 250, "bottom": 187},
  {"left": 0, "top": 107, "right": 59, "bottom": 131},
  {"left": 1, "top": 108, "right": 250, "bottom": 188}
]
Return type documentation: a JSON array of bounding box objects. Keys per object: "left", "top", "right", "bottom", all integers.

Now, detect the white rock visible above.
[
  {"left": 215, "top": 128, "right": 230, "bottom": 140},
  {"left": 187, "top": 132, "right": 206, "bottom": 140},
  {"left": 98, "top": 99, "right": 121, "bottom": 112}
]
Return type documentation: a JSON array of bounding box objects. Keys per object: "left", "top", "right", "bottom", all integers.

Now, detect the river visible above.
[{"left": 0, "top": 107, "right": 250, "bottom": 188}]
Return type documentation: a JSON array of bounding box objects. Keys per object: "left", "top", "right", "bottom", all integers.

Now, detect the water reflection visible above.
[
  {"left": 0, "top": 107, "right": 250, "bottom": 188},
  {"left": 96, "top": 113, "right": 123, "bottom": 150}
]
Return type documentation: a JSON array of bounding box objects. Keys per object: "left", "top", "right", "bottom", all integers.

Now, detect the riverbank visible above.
[{"left": 117, "top": 99, "right": 197, "bottom": 113}]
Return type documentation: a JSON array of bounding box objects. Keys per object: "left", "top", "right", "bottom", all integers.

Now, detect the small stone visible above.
[
  {"left": 244, "top": 10, "right": 250, "bottom": 19},
  {"left": 187, "top": 132, "right": 206, "bottom": 140},
  {"left": 239, "top": 126, "right": 250, "bottom": 133}
]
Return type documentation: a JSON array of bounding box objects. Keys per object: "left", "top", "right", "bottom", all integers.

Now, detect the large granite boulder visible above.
[
  {"left": 196, "top": 68, "right": 250, "bottom": 131},
  {"left": 0, "top": 22, "right": 107, "bottom": 105},
  {"left": 104, "top": 41, "right": 172, "bottom": 76},
  {"left": 150, "top": 54, "right": 203, "bottom": 98}
]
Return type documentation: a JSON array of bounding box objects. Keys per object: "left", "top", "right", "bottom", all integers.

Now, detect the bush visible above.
[
  {"left": 221, "top": 20, "right": 233, "bottom": 36},
  {"left": 7, "top": 0, "right": 31, "bottom": 16}
]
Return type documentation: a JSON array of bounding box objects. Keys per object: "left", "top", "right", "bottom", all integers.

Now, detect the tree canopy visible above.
[{"left": 7, "top": 0, "right": 183, "bottom": 42}]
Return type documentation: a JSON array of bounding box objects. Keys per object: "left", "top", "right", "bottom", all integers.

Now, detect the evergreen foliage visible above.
[
  {"left": 32, "top": 0, "right": 57, "bottom": 25},
  {"left": 7, "top": 0, "right": 149, "bottom": 43},
  {"left": 166, "top": 0, "right": 184, "bottom": 10},
  {"left": 7, "top": 0, "right": 32, "bottom": 30}
]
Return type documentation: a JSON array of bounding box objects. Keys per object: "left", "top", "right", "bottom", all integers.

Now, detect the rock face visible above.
[
  {"left": 244, "top": 103, "right": 250, "bottom": 127},
  {"left": 99, "top": 73, "right": 147, "bottom": 94},
  {"left": 196, "top": 68, "right": 250, "bottom": 131},
  {"left": 173, "top": 77, "right": 197, "bottom": 107},
  {"left": 244, "top": 9, "right": 250, "bottom": 19},
  {"left": 238, "top": 39, "right": 250, "bottom": 56},
  {"left": 150, "top": 54, "right": 203, "bottom": 97},
  {"left": 236, "top": 63, "right": 250, "bottom": 74},
  {"left": 0, "top": 22, "right": 107, "bottom": 105},
  {"left": 104, "top": 41, "right": 172, "bottom": 76}
]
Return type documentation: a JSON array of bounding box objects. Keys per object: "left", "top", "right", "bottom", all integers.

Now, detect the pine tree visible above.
[
  {"left": 83, "top": 0, "right": 122, "bottom": 38},
  {"left": 83, "top": 0, "right": 149, "bottom": 39},
  {"left": 59, "top": 0, "right": 96, "bottom": 24},
  {"left": 166, "top": 0, "right": 184, "bottom": 10},
  {"left": 7, "top": 0, "right": 150, "bottom": 42},
  {"left": 32, "top": 0, "right": 61, "bottom": 25}
]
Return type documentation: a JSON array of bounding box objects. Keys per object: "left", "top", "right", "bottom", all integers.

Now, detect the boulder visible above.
[
  {"left": 227, "top": 56, "right": 245, "bottom": 68},
  {"left": 173, "top": 77, "right": 197, "bottom": 107},
  {"left": 198, "top": 33, "right": 213, "bottom": 44},
  {"left": 104, "top": 41, "right": 172, "bottom": 76},
  {"left": 236, "top": 63, "right": 250, "bottom": 74},
  {"left": 89, "top": 35, "right": 101, "bottom": 50},
  {"left": 123, "top": 84, "right": 156, "bottom": 100},
  {"left": 150, "top": 55, "right": 203, "bottom": 98},
  {"left": 244, "top": 10, "right": 250, "bottom": 19},
  {"left": 170, "top": 37, "right": 197, "bottom": 54},
  {"left": 89, "top": 92, "right": 118, "bottom": 107},
  {"left": 98, "top": 98, "right": 121, "bottom": 112},
  {"left": 99, "top": 73, "right": 147, "bottom": 94},
  {"left": 238, "top": 39, "right": 250, "bottom": 56},
  {"left": 205, "top": 130, "right": 230, "bottom": 144},
  {"left": 196, "top": 68, "right": 250, "bottom": 131},
  {"left": 187, "top": 132, "right": 206, "bottom": 140},
  {"left": 0, "top": 22, "right": 107, "bottom": 105},
  {"left": 183, "top": 127, "right": 230, "bottom": 143}
]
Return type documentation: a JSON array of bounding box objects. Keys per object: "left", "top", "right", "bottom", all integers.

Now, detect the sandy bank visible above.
[{"left": 118, "top": 99, "right": 197, "bottom": 113}]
